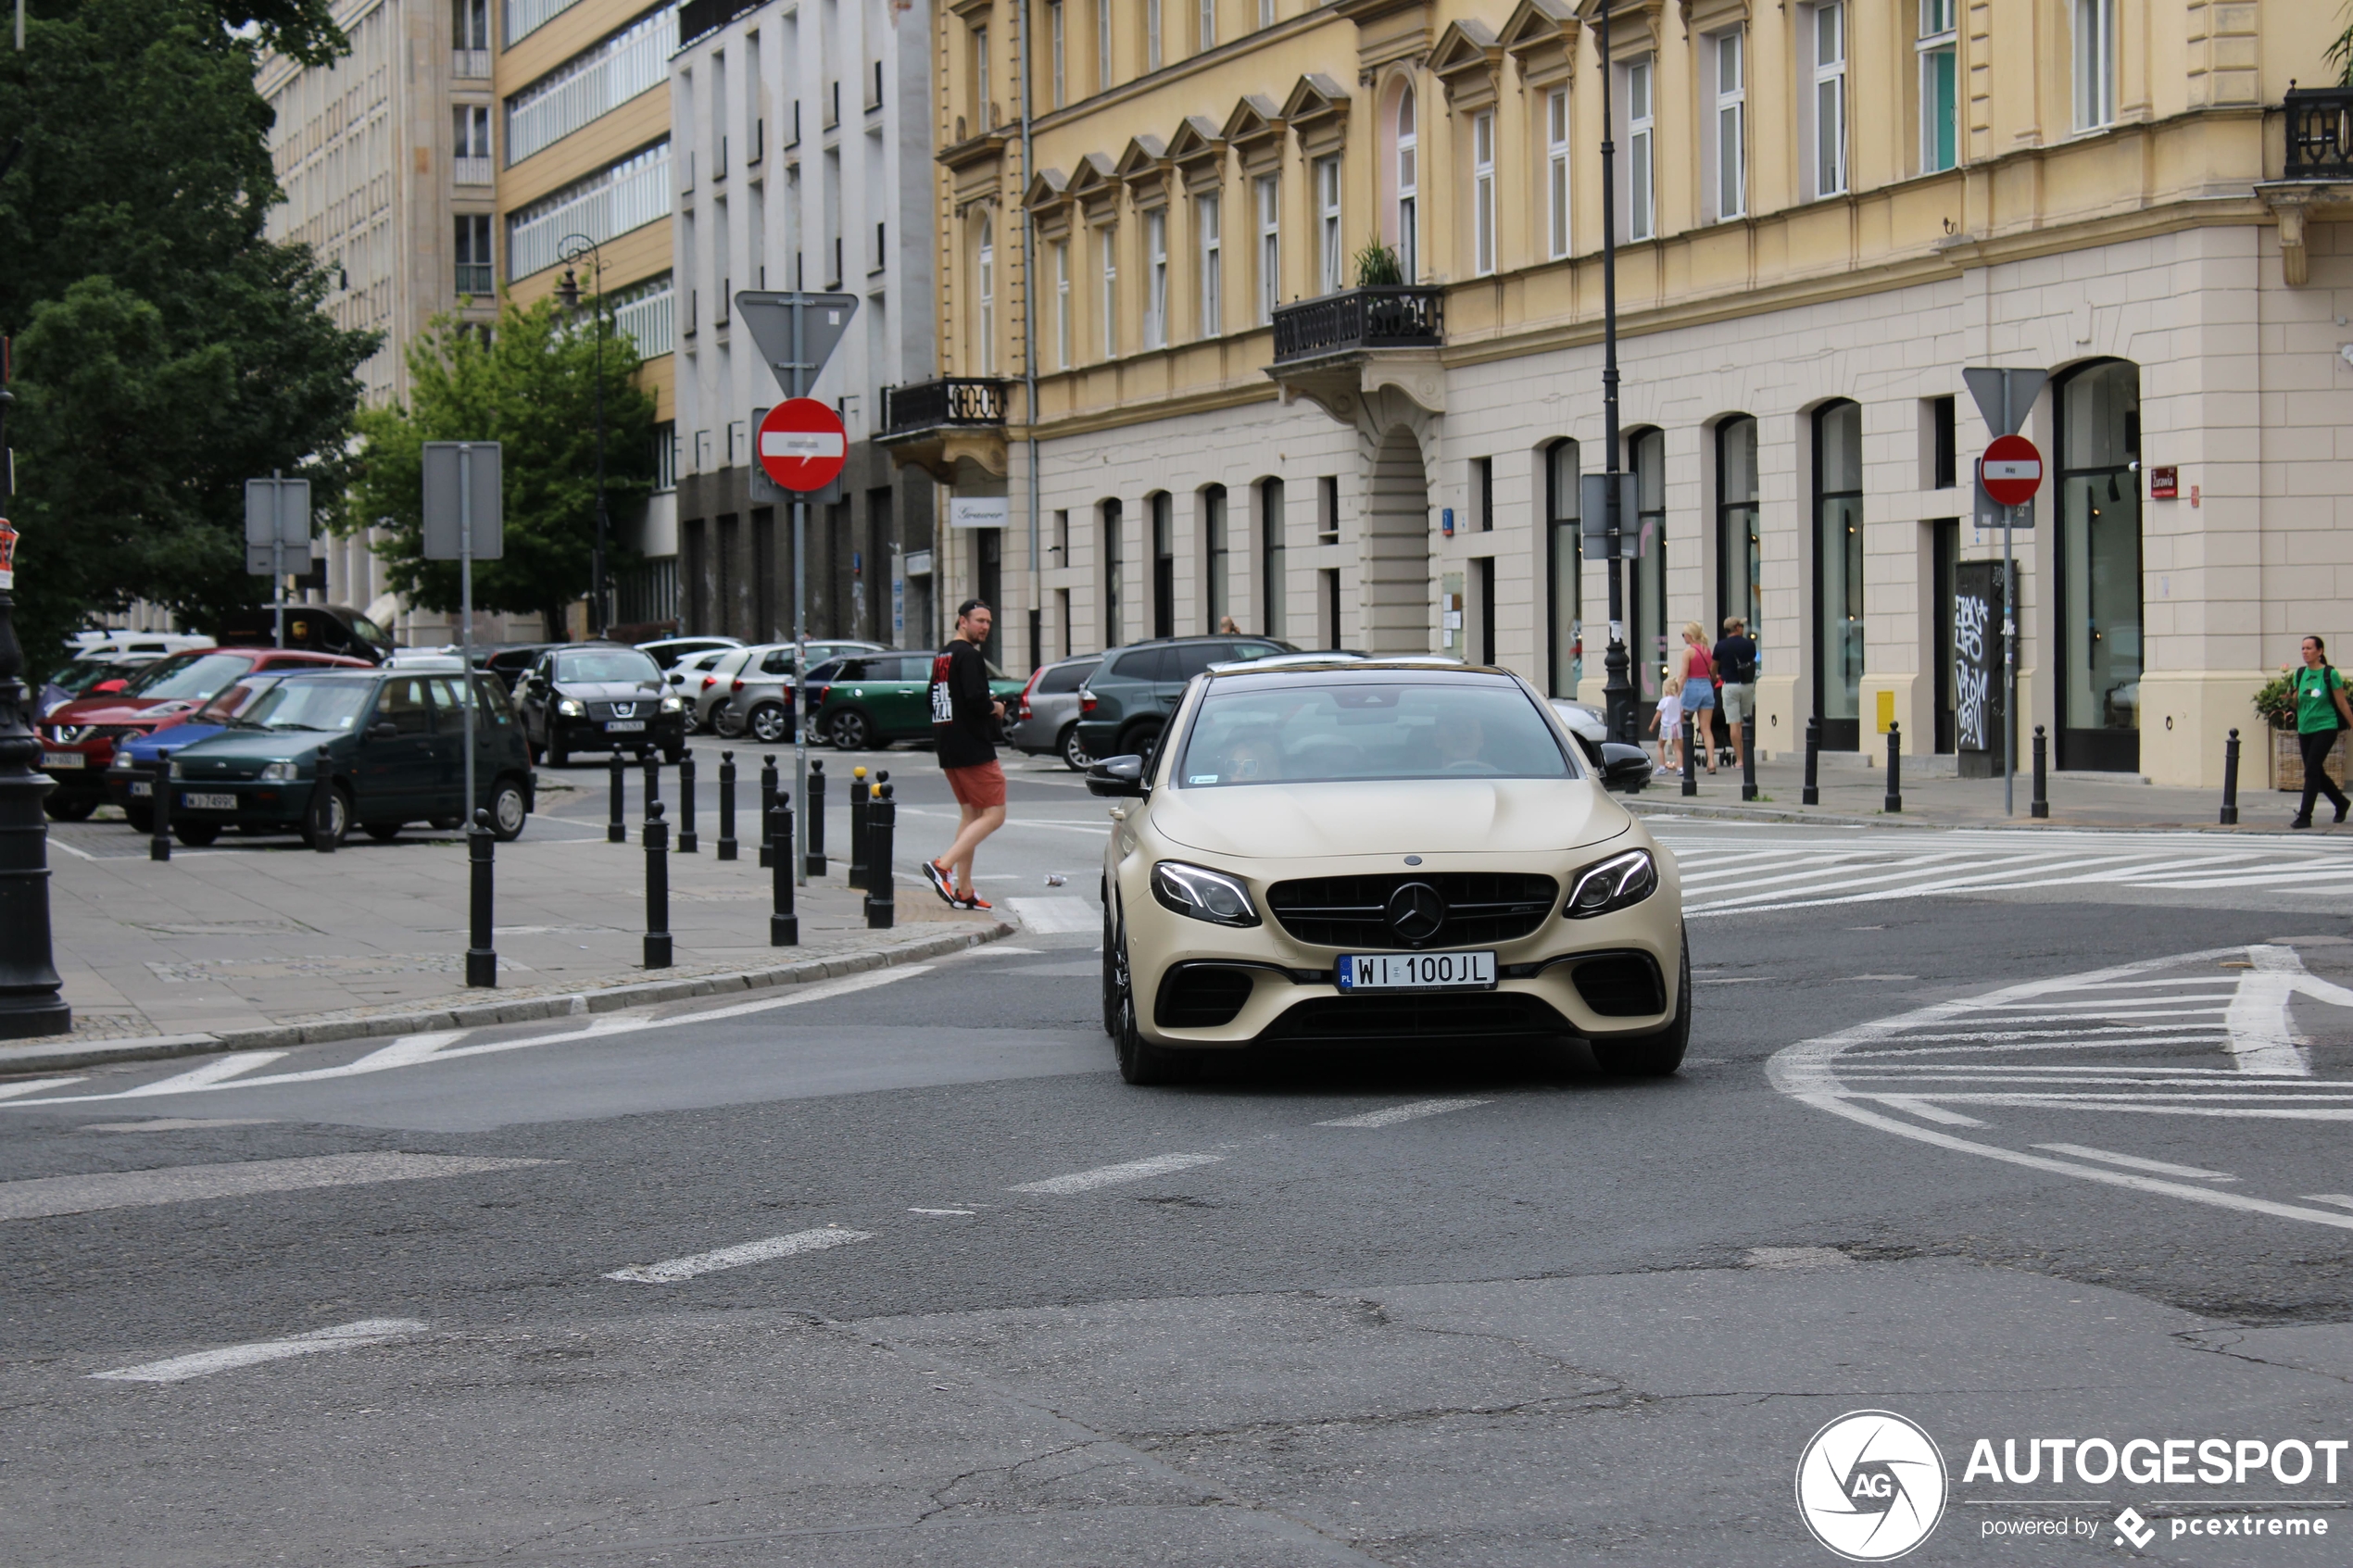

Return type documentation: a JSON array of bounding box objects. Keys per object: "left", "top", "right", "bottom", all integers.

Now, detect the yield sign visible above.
[
  {"left": 757, "top": 398, "right": 848, "bottom": 493},
  {"left": 1980, "top": 433, "right": 2043, "bottom": 507}
]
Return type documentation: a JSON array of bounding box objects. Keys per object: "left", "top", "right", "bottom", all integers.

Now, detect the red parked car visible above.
[{"left": 39, "top": 647, "right": 371, "bottom": 820}]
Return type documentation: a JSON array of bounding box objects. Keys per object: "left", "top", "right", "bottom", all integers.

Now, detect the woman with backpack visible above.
[
  {"left": 1679, "top": 622, "right": 1718, "bottom": 775},
  {"left": 2290, "top": 633, "right": 2353, "bottom": 829}
]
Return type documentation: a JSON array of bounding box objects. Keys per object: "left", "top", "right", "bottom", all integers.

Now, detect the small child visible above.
[{"left": 1650, "top": 674, "right": 1685, "bottom": 771}]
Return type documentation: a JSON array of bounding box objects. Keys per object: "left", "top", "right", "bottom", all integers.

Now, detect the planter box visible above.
[{"left": 2272, "top": 726, "right": 2349, "bottom": 792}]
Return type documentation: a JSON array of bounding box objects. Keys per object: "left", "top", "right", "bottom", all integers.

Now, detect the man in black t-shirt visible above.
[
  {"left": 923, "top": 599, "right": 1008, "bottom": 911},
  {"left": 1712, "top": 617, "right": 1759, "bottom": 771}
]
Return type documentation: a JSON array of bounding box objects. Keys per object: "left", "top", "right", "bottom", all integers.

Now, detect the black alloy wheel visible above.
[
  {"left": 1109, "top": 917, "right": 1198, "bottom": 1085},
  {"left": 1117, "top": 721, "right": 1163, "bottom": 763},
  {"left": 826, "top": 709, "right": 874, "bottom": 752},
  {"left": 303, "top": 785, "right": 351, "bottom": 851},
  {"left": 1589, "top": 924, "right": 1692, "bottom": 1077}
]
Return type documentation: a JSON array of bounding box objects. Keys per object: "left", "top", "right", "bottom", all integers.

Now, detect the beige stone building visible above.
[{"left": 900, "top": 0, "right": 2350, "bottom": 785}]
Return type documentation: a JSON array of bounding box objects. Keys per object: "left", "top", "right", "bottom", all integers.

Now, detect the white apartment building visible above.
[{"left": 667, "top": 0, "right": 940, "bottom": 651}]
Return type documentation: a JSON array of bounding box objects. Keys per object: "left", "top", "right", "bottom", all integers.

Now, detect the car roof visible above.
[{"left": 1202, "top": 657, "right": 1494, "bottom": 687}]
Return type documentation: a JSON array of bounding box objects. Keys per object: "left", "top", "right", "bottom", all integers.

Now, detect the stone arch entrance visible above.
[{"left": 1362, "top": 424, "right": 1430, "bottom": 653}]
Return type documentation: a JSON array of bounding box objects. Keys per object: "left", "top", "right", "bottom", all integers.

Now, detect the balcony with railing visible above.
[
  {"left": 610, "top": 279, "right": 676, "bottom": 359},
  {"left": 1269, "top": 286, "right": 1445, "bottom": 363},
  {"left": 677, "top": 0, "right": 762, "bottom": 50},
  {"left": 506, "top": 144, "right": 672, "bottom": 279},
  {"left": 2264, "top": 86, "right": 2353, "bottom": 287},
  {"left": 880, "top": 378, "right": 1012, "bottom": 481},
  {"left": 454, "top": 155, "right": 494, "bottom": 186},
  {"left": 504, "top": 6, "right": 673, "bottom": 168},
  {"left": 452, "top": 48, "right": 490, "bottom": 78}
]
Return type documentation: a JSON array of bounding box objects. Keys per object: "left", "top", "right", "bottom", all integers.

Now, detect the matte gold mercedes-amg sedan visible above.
[{"left": 1088, "top": 659, "right": 1687, "bottom": 1085}]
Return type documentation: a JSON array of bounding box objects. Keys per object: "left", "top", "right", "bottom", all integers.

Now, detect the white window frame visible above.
[
  {"left": 1144, "top": 0, "right": 1161, "bottom": 72},
  {"left": 1143, "top": 207, "right": 1168, "bottom": 349},
  {"left": 1053, "top": 238, "right": 1072, "bottom": 369},
  {"left": 1917, "top": 0, "right": 1957, "bottom": 171},
  {"left": 1394, "top": 87, "right": 1417, "bottom": 283},
  {"left": 1048, "top": 0, "right": 1066, "bottom": 108},
  {"left": 1315, "top": 155, "right": 1342, "bottom": 295},
  {"left": 1255, "top": 173, "right": 1279, "bottom": 321},
  {"left": 1545, "top": 86, "right": 1570, "bottom": 259},
  {"left": 976, "top": 218, "right": 996, "bottom": 373},
  {"left": 1625, "top": 56, "right": 1655, "bottom": 242},
  {"left": 1099, "top": 223, "right": 1118, "bottom": 358},
  {"left": 1470, "top": 109, "right": 1495, "bottom": 276},
  {"left": 1808, "top": 3, "right": 1847, "bottom": 199},
  {"left": 2071, "top": 0, "right": 2114, "bottom": 131},
  {"left": 973, "top": 26, "right": 990, "bottom": 123},
  {"left": 1711, "top": 28, "right": 1745, "bottom": 220},
  {"left": 1198, "top": 0, "right": 1214, "bottom": 54},
  {"left": 1197, "top": 191, "right": 1221, "bottom": 339}
]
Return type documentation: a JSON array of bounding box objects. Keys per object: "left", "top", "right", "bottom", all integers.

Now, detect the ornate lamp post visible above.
[
  {"left": 1598, "top": 2, "right": 1633, "bottom": 744},
  {"left": 0, "top": 345, "right": 72, "bottom": 1038},
  {"left": 554, "top": 235, "right": 609, "bottom": 638}
]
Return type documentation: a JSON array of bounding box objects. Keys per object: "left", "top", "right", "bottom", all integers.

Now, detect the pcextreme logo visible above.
[{"left": 1795, "top": 1411, "right": 1950, "bottom": 1562}]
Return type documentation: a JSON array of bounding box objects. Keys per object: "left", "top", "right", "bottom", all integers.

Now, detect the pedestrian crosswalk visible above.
[{"left": 1655, "top": 828, "right": 2353, "bottom": 918}]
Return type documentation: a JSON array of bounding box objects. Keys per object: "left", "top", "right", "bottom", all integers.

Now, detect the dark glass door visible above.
[
  {"left": 2057, "top": 360, "right": 2142, "bottom": 771},
  {"left": 1932, "top": 518, "right": 1958, "bottom": 753},
  {"left": 1629, "top": 429, "right": 1667, "bottom": 726},
  {"left": 1812, "top": 401, "right": 1864, "bottom": 750}
]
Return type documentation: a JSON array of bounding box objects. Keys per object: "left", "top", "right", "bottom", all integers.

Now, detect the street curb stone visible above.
[{"left": 0, "top": 922, "right": 1015, "bottom": 1074}]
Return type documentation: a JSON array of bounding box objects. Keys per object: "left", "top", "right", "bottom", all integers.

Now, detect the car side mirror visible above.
[
  {"left": 369, "top": 721, "right": 398, "bottom": 740},
  {"left": 1599, "top": 743, "right": 1655, "bottom": 794},
  {"left": 1086, "top": 755, "right": 1148, "bottom": 797}
]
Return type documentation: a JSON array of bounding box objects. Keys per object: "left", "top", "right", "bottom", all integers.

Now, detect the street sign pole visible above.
[
  {"left": 792, "top": 295, "right": 808, "bottom": 888},
  {"left": 271, "top": 468, "right": 286, "bottom": 650},
  {"left": 459, "top": 443, "right": 477, "bottom": 822},
  {"left": 2001, "top": 381, "right": 2014, "bottom": 818}
]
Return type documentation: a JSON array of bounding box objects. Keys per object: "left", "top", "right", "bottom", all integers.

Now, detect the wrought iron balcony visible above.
[
  {"left": 678, "top": 0, "right": 762, "bottom": 50},
  {"left": 883, "top": 378, "right": 1010, "bottom": 436},
  {"left": 2284, "top": 86, "right": 2353, "bottom": 181},
  {"left": 1270, "top": 285, "right": 1445, "bottom": 363}
]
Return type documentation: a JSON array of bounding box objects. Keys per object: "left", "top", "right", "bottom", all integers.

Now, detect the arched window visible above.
[
  {"left": 1812, "top": 399, "right": 1863, "bottom": 748},
  {"left": 2056, "top": 358, "right": 2141, "bottom": 771},
  {"left": 1716, "top": 416, "right": 1760, "bottom": 640},
  {"left": 976, "top": 218, "right": 996, "bottom": 373},
  {"left": 1544, "top": 439, "right": 1581, "bottom": 696},
  {"left": 1394, "top": 85, "right": 1418, "bottom": 282}
]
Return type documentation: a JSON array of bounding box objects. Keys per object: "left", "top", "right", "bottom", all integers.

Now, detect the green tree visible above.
[
  {"left": 347, "top": 295, "right": 656, "bottom": 640},
  {"left": 0, "top": 0, "right": 376, "bottom": 671}
]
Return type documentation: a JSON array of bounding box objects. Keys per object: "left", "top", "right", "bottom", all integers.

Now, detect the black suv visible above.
[
  {"left": 1072, "top": 634, "right": 1294, "bottom": 760},
  {"left": 516, "top": 643, "right": 687, "bottom": 766}
]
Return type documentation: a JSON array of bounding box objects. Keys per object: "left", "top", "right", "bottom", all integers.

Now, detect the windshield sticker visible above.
[{"left": 1188, "top": 774, "right": 1219, "bottom": 784}]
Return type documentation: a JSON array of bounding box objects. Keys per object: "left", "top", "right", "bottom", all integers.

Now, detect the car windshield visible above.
[
  {"left": 1177, "top": 679, "right": 1572, "bottom": 787},
  {"left": 121, "top": 651, "right": 256, "bottom": 702},
  {"left": 49, "top": 659, "right": 121, "bottom": 693},
  {"left": 349, "top": 612, "right": 392, "bottom": 648},
  {"left": 195, "top": 675, "right": 286, "bottom": 721},
  {"left": 554, "top": 649, "right": 661, "bottom": 684},
  {"left": 228, "top": 678, "right": 373, "bottom": 732}
]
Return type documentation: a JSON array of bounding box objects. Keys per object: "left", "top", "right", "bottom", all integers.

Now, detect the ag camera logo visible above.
[{"left": 1796, "top": 1410, "right": 1949, "bottom": 1561}]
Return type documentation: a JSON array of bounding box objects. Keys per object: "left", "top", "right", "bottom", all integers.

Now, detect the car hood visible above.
[
  {"left": 49, "top": 695, "right": 172, "bottom": 725},
  {"left": 170, "top": 727, "right": 352, "bottom": 766},
  {"left": 1148, "top": 778, "right": 1629, "bottom": 859},
  {"left": 118, "top": 724, "right": 226, "bottom": 763},
  {"left": 558, "top": 682, "right": 666, "bottom": 701}
]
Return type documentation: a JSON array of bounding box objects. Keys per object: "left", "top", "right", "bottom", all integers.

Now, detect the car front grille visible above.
[
  {"left": 1568, "top": 954, "right": 1666, "bottom": 1017},
  {"left": 1263, "top": 992, "right": 1571, "bottom": 1044},
  {"left": 1154, "top": 964, "right": 1257, "bottom": 1029},
  {"left": 1265, "top": 872, "right": 1559, "bottom": 949},
  {"left": 589, "top": 701, "right": 643, "bottom": 721}
]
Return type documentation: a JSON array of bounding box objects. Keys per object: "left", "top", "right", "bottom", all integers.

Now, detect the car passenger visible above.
[{"left": 1433, "top": 712, "right": 1489, "bottom": 770}]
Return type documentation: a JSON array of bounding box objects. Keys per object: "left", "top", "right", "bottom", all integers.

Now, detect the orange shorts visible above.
[{"left": 944, "top": 759, "right": 1007, "bottom": 809}]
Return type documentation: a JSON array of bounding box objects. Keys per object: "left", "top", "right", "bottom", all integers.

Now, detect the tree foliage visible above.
[
  {"left": 0, "top": 0, "right": 376, "bottom": 671},
  {"left": 347, "top": 295, "right": 657, "bottom": 640}
]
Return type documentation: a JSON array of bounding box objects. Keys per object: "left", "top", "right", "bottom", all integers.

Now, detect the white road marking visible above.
[
  {"left": 604, "top": 1226, "right": 873, "bottom": 1283},
  {"left": 1872, "top": 1096, "right": 1986, "bottom": 1127},
  {"left": 909, "top": 1208, "right": 975, "bottom": 1215},
  {"left": 0, "top": 1076, "right": 83, "bottom": 1101},
  {"left": 2032, "top": 1143, "right": 2237, "bottom": 1181},
  {"left": 84, "top": 1119, "right": 277, "bottom": 1133},
  {"left": 112, "top": 1051, "right": 289, "bottom": 1098},
  {"left": 1005, "top": 897, "right": 1100, "bottom": 935},
  {"left": 1316, "top": 1098, "right": 1491, "bottom": 1128},
  {"left": 2301, "top": 1195, "right": 2353, "bottom": 1211},
  {"left": 1010, "top": 1151, "right": 1226, "bottom": 1194},
  {"left": 0, "top": 1153, "right": 547, "bottom": 1221},
  {"left": 90, "top": 1319, "right": 426, "bottom": 1383}
]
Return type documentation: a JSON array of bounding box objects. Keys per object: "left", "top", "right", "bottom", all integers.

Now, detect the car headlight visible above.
[
  {"left": 1151, "top": 860, "right": 1261, "bottom": 927},
  {"left": 1564, "top": 848, "right": 1657, "bottom": 919},
  {"left": 257, "top": 761, "right": 298, "bottom": 782},
  {"left": 557, "top": 697, "right": 585, "bottom": 717},
  {"left": 660, "top": 695, "right": 684, "bottom": 713}
]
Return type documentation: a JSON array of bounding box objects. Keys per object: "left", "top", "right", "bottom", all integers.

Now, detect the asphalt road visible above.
[{"left": 9, "top": 789, "right": 2353, "bottom": 1566}]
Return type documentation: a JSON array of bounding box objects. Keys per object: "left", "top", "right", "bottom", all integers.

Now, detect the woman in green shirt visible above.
[{"left": 2291, "top": 634, "right": 2353, "bottom": 828}]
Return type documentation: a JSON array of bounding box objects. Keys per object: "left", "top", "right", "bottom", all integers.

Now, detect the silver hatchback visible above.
[
  {"left": 712, "top": 640, "right": 887, "bottom": 743},
  {"left": 1007, "top": 655, "right": 1101, "bottom": 771}
]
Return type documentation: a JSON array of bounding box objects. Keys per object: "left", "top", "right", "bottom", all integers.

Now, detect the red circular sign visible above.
[
  {"left": 1981, "top": 433, "right": 2044, "bottom": 507},
  {"left": 757, "top": 398, "right": 848, "bottom": 492}
]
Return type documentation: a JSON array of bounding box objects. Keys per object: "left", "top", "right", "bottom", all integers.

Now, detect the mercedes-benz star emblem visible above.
[{"left": 1385, "top": 882, "right": 1447, "bottom": 945}]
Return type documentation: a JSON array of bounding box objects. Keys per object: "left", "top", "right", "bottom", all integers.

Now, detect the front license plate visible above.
[
  {"left": 130, "top": 779, "right": 153, "bottom": 797},
  {"left": 181, "top": 792, "right": 237, "bottom": 811},
  {"left": 1335, "top": 951, "right": 1498, "bottom": 992},
  {"left": 42, "top": 752, "right": 83, "bottom": 769},
  {"left": 605, "top": 720, "right": 647, "bottom": 733}
]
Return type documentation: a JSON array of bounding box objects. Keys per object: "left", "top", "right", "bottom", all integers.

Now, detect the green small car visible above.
[
  {"left": 162, "top": 667, "right": 536, "bottom": 848},
  {"left": 802, "top": 651, "right": 1025, "bottom": 751}
]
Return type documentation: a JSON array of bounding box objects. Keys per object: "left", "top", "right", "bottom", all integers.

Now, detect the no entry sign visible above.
[
  {"left": 1980, "top": 434, "right": 2044, "bottom": 508},
  {"left": 756, "top": 398, "right": 848, "bottom": 493}
]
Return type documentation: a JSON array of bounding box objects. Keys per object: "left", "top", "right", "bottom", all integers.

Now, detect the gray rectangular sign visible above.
[
  {"left": 422, "top": 442, "right": 505, "bottom": 560},
  {"left": 244, "top": 477, "right": 311, "bottom": 576},
  {"left": 1578, "top": 473, "right": 1640, "bottom": 559}
]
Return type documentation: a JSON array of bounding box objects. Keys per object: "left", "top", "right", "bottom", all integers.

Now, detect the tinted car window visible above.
[
  {"left": 888, "top": 656, "right": 935, "bottom": 681},
  {"left": 1179, "top": 681, "right": 1571, "bottom": 787},
  {"left": 1038, "top": 660, "right": 1098, "bottom": 695},
  {"left": 1109, "top": 648, "right": 1171, "bottom": 682},
  {"left": 379, "top": 677, "right": 434, "bottom": 735},
  {"left": 804, "top": 659, "right": 845, "bottom": 684},
  {"left": 1169, "top": 644, "right": 1226, "bottom": 680},
  {"left": 759, "top": 648, "right": 796, "bottom": 676},
  {"left": 122, "top": 652, "right": 256, "bottom": 702},
  {"left": 1228, "top": 643, "right": 1284, "bottom": 661},
  {"left": 554, "top": 649, "right": 661, "bottom": 684}
]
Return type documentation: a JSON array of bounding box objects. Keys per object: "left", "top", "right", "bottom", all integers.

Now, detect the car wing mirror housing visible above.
[
  {"left": 369, "top": 720, "right": 399, "bottom": 740},
  {"left": 1599, "top": 742, "right": 1655, "bottom": 794},
  {"left": 1087, "top": 755, "right": 1149, "bottom": 797}
]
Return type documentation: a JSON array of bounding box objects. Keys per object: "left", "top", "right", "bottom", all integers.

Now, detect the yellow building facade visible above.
[{"left": 905, "top": 0, "right": 2350, "bottom": 786}]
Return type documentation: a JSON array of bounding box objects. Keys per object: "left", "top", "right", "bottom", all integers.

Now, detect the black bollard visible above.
[
  {"left": 716, "top": 750, "right": 738, "bottom": 860},
  {"left": 643, "top": 801, "right": 672, "bottom": 968},
  {"left": 0, "top": 538, "right": 71, "bottom": 1038},
  {"left": 1681, "top": 712, "right": 1697, "bottom": 797},
  {"left": 149, "top": 755, "right": 171, "bottom": 862},
  {"left": 1884, "top": 721, "right": 1903, "bottom": 814},
  {"left": 608, "top": 751, "right": 626, "bottom": 843},
  {"left": 1801, "top": 716, "right": 1821, "bottom": 806},
  {"left": 2221, "top": 728, "right": 2242, "bottom": 826},
  {"left": 466, "top": 808, "right": 497, "bottom": 987},
  {"left": 758, "top": 754, "right": 778, "bottom": 868},
  {"left": 1741, "top": 717, "right": 1758, "bottom": 802},
  {"left": 641, "top": 748, "right": 660, "bottom": 818},
  {"left": 311, "top": 745, "right": 337, "bottom": 852},
  {"left": 864, "top": 784, "right": 897, "bottom": 929},
  {"left": 768, "top": 797, "right": 799, "bottom": 945},
  {"left": 847, "top": 764, "right": 870, "bottom": 889},
  {"left": 676, "top": 749, "right": 698, "bottom": 853},
  {"left": 805, "top": 759, "right": 828, "bottom": 878},
  {"left": 2032, "top": 724, "right": 2051, "bottom": 821}
]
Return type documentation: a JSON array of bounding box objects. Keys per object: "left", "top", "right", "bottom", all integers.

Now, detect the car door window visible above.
[
  {"left": 425, "top": 677, "right": 470, "bottom": 730},
  {"left": 378, "top": 677, "right": 432, "bottom": 734},
  {"left": 1169, "top": 645, "right": 1225, "bottom": 681},
  {"left": 1111, "top": 648, "right": 1172, "bottom": 683},
  {"left": 759, "top": 648, "right": 795, "bottom": 676},
  {"left": 1227, "top": 643, "right": 1284, "bottom": 662},
  {"left": 472, "top": 675, "right": 513, "bottom": 729},
  {"left": 1038, "top": 661, "right": 1098, "bottom": 695}
]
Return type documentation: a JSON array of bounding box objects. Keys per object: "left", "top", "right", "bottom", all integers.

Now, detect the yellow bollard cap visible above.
[{"left": 853, "top": 765, "right": 867, "bottom": 778}]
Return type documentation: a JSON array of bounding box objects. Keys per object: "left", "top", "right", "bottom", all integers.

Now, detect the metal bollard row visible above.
[
  {"left": 149, "top": 756, "right": 171, "bottom": 861},
  {"left": 643, "top": 800, "right": 672, "bottom": 969},
  {"left": 717, "top": 750, "right": 739, "bottom": 860},
  {"left": 2032, "top": 724, "right": 2050, "bottom": 821},
  {"left": 759, "top": 754, "right": 779, "bottom": 868},
  {"left": 847, "top": 764, "right": 869, "bottom": 888},
  {"left": 1741, "top": 717, "right": 1757, "bottom": 802},
  {"left": 466, "top": 808, "right": 497, "bottom": 987},
  {"left": 864, "top": 783, "right": 896, "bottom": 930},
  {"left": 768, "top": 797, "right": 799, "bottom": 945},
  {"left": 2221, "top": 728, "right": 2242, "bottom": 827},
  {"left": 804, "top": 759, "right": 828, "bottom": 878},
  {"left": 1681, "top": 713, "right": 1697, "bottom": 797}
]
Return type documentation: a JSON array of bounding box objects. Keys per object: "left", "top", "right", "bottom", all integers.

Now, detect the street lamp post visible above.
[
  {"left": 555, "top": 236, "right": 609, "bottom": 638},
  {"left": 1598, "top": 2, "right": 1632, "bottom": 745},
  {"left": 0, "top": 343, "right": 72, "bottom": 1039}
]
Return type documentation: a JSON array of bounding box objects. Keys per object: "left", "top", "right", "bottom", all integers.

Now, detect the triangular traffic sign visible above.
[
  {"left": 1961, "top": 367, "right": 2048, "bottom": 438},
  {"left": 734, "top": 292, "right": 860, "bottom": 397}
]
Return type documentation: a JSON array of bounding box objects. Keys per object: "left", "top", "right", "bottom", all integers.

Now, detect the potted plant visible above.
[{"left": 1353, "top": 243, "right": 1403, "bottom": 287}]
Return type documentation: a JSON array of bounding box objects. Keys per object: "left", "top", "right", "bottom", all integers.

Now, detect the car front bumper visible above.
[
  {"left": 161, "top": 780, "right": 314, "bottom": 828},
  {"left": 554, "top": 715, "right": 687, "bottom": 751}
]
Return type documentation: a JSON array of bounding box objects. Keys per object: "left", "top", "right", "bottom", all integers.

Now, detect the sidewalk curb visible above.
[
  {"left": 1626, "top": 797, "right": 2308, "bottom": 835},
  {"left": 1, "top": 922, "right": 1016, "bottom": 1075}
]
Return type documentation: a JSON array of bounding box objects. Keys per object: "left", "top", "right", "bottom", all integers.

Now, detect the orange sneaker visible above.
[
  {"left": 922, "top": 859, "right": 957, "bottom": 906},
  {"left": 956, "top": 889, "right": 994, "bottom": 912}
]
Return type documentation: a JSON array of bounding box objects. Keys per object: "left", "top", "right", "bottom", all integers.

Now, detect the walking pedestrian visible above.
[
  {"left": 1679, "top": 622, "right": 1718, "bottom": 774},
  {"left": 2289, "top": 633, "right": 2353, "bottom": 829},
  {"left": 1713, "top": 616, "right": 1758, "bottom": 772},
  {"left": 1649, "top": 674, "right": 1686, "bottom": 771},
  {"left": 925, "top": 599, "right": 1008, "bottom": 909}
]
